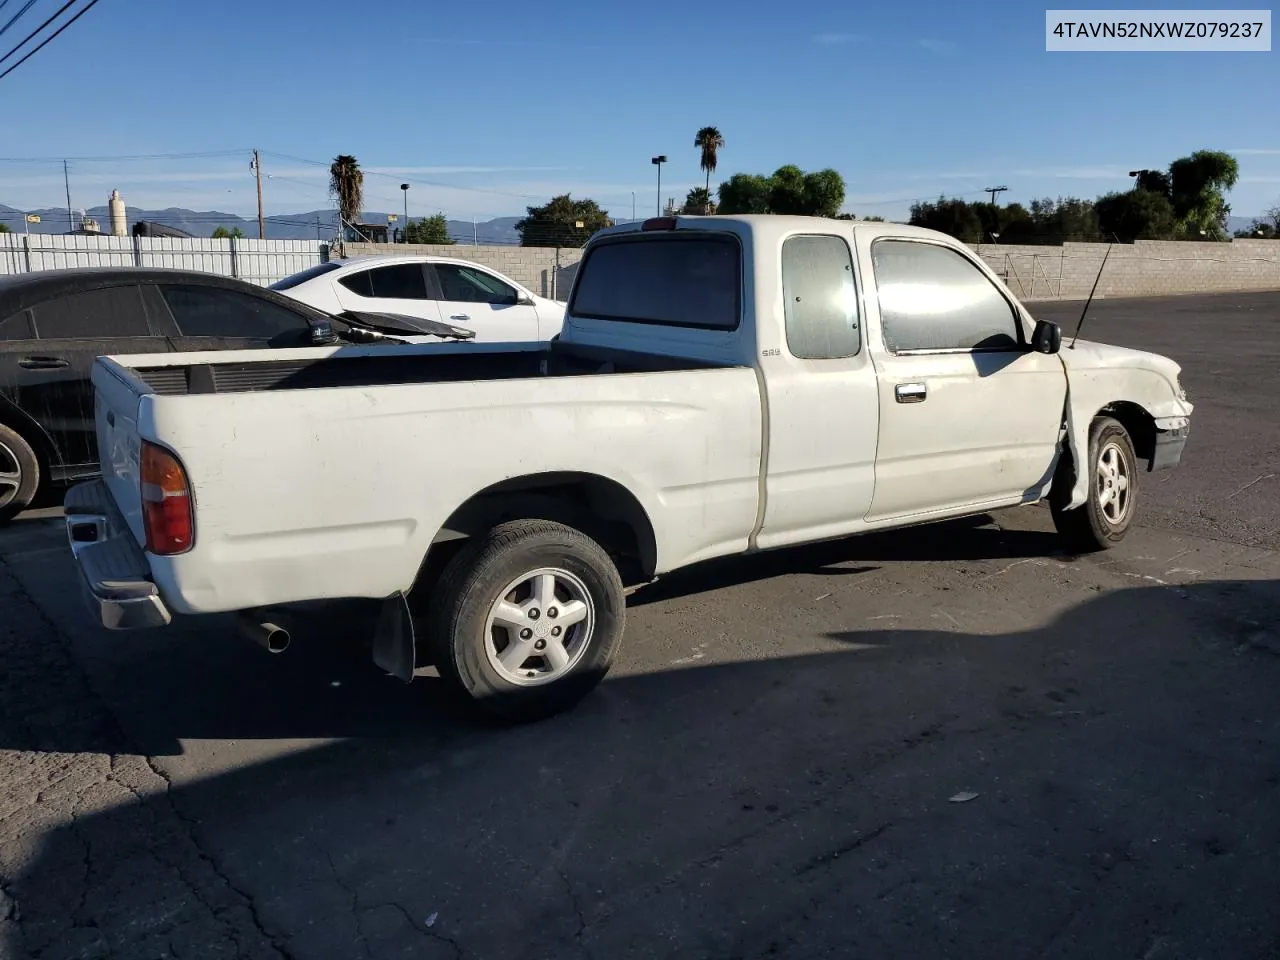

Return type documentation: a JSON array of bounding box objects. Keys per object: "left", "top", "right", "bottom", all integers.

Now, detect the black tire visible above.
[
  {"left": 0, "top": 424, "right": 40, "bottom": 524},
  {"left": 426, "top": 519, "right": 625, "bottom": 723},
  {"left": 1050, "top": 416, "right": 1139, "bottom": 552}
]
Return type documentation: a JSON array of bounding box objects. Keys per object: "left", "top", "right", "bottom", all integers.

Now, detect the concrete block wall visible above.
[
  {"left": 344, "top": 237, "right": 1279, "bottom": 306},
  {"left": 340, "top": 243, "right": 583, "bottom": 301},
  {"left": 968, "top": 239, "right": 1280, "bottom": 301}
]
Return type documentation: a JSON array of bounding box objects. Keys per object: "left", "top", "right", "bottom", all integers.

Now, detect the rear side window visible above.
[
  {"left": 872, "top": 240, "right": 1020, "bottom": 353},
  {"left": 270, "top": 262, "right": 341, "bottom": 291},
  {"left": 570, "top": 234, "right": 740, "bottom": 330},
  {"left": 160, "top": 285, "right": 310, "bottom": 339},
  {"left": 32, "top": 285, "right": 150, "bottom": 339},
  {"left": 0, "top": 310, "right": 33, "bottom": 341},
  {"left": 781, "top": 235, "right": 861, "bottom": 360},
  {"left": 338, "top": 264, "right": 429, "bottom": 300}
]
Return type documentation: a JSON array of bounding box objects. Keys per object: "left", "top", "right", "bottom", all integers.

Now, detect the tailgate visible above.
[{"left": 90, "top": 357, "right": 150, "bottom": 546}]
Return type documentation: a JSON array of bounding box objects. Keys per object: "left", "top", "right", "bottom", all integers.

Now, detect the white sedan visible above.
[{"left": 270, "top": 256, "right": 565, "bottom": 343}]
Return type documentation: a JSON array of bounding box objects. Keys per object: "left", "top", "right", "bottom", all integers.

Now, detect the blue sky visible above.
[{"left": 0, "top": 0, "right": 1276, "bottom": 221}]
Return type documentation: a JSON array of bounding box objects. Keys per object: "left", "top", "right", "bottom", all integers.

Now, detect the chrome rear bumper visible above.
[{"left": 64, "top": 480, "right": 171, "bottom": 630}]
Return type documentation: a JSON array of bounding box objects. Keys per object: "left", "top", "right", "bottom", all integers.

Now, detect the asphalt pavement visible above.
[{"left": 1, "top": 291, "right": 1278, "bottom": 960}]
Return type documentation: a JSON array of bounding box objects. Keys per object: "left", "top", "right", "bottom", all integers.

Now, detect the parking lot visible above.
[{"left": 1, "top": 291, "right": 1278, "bottom": 960}]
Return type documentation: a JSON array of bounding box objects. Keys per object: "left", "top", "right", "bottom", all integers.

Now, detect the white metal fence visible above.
[{"left": 0, "top": 233, "right": 326, "bottom": 286}]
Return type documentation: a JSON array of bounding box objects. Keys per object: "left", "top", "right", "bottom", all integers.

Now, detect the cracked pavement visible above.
[{"left": 2, "top": 291, "right": 1279, "bottom": 959}]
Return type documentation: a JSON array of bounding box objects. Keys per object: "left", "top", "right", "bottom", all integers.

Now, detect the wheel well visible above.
[
  {"left": 1098, "top": 401, "right": 1157, "bottom": 465},
  {"left": 0, "top": 408, "right": 56, "bottom": 481},
  {"left": 413, "top": 473, "right": 658, "bottom": 595}
]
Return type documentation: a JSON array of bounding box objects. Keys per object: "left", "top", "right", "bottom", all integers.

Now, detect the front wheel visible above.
[
  {"left": 426, "top": 519, "right": 625, "bottom": 722},
  {"left": 0, "top": 424, "right": 40, "bottom": 524},
  {"left": 1050, "top": 416, "right": 1139, "bottom": 552}
]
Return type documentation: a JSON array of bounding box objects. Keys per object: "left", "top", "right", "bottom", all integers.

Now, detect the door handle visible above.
[
  {"left": 895, "top": 382, "right": 927, "bottom": 403},
  {"left": 18, "top": 356, "right": 69, "bottom": 370},
  {"left": 450, "top": 314, "right": 470, "bottom": 322}
]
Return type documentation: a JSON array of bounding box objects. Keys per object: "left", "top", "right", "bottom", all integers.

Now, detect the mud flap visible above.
[{"left": 372, "top": 591, "right": 416, "bottom": 683}]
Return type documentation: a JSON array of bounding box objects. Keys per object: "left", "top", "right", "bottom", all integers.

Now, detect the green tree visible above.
[
  {"left": 329, "top": 154, "right": 364, "bottom": 230},
  {"left": 802, "top": 168, "right": 846, "bottom": 218},
  {"left": 1168, "top": 149, "right": 1239, "bottom": 239},
  {"left": 1235, "top": 219, "right": 1277, "bottom": 239},
  {"left": 1015, "top": 197, "right": 1100, "bottom": 243},
  {"left": 694, "top": 126, "right": 724, "bottom": 196},
  {"left": 909, "top": 196, "right": 984, "bottom": 243},
  {"left": 211, "top": 225, "right": 244, "bottom": 239},
  {"left": 1134, "top": 169, "right": 1171, "bottom": 197},
  {"left": 516, "top": 194, "right": 612, "bottom": 248},
  {"left": 767, "top": 165, "right": 808, "bottom": 214},
  {"left": 403, "top": 213, "right": 454, "bottom": 244},
  {"left": 1094, "top": 189, "right": 1177, "bottom": 242},
  {"left": 0, "top": 223, "right": 9, "bottom": 233},
  {"left": 717, "top": 173, "right": 772, "bottom": 214},
  {"left": 681, "top": 187, "right": 715, "bottom": 215},
  {"left": 716, "top": 166, "right": 847, "bottom": 217}
]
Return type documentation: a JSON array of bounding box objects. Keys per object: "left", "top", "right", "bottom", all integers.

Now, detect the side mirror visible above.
[
  {"left": 516, "top": 294, "right": 535, "bottom": 306},
  {"left": 1031, "top": 318, "right": 1061, "bottom": 354}
]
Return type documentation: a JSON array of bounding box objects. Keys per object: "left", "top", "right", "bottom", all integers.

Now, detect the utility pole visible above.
[
  {"left": 253, "top": 149, "right": 265, "bottom": 240},
  {"left": 63, "top": 160, "right": 73, "bottom": 233},
  {"left": 984, "top": 184, "right": 1008, "bottom": 206},
  {"left": 651, "top": 156, "right": 667, "bottom": 216}
]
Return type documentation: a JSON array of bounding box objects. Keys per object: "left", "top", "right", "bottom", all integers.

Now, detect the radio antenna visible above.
[{"left": 1070, "top": 233, "right": 1119, "bottom": 349}]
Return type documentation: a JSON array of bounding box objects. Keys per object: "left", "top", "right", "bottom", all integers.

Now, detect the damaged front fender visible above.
[{"left": 1059, "top": 341, "right": 1194, "bottom": 510}]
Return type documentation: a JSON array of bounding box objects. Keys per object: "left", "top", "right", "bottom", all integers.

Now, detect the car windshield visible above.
[{"left": 269, "top": 262, "right": 342, "bottom": 291}]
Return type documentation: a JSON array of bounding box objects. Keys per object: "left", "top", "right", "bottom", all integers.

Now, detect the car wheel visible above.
[
  {"left": 1050, "top": 416, "right": 1138, "bottom": 552},
  {"left": 427, "top": 519, "right": 625, "bottom": 722},
  {"left": 0, "top": 424, "right": 40, "bottom": 524}
]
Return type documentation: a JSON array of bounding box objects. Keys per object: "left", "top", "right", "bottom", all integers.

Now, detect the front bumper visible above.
[
  {"left": 64, "top": 481, "right": 172, "bottom": 630},
  {"left": 1152, "top": 416, "right": 1190, "bottom": 471}
]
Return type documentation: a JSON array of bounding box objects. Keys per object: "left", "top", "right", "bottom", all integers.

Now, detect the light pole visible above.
[
  {"left": 400, "top": 183, "right": 409, "bottom": 240},
  {"left": 651, "top": 156, "right": 667, "bottom": 216}
]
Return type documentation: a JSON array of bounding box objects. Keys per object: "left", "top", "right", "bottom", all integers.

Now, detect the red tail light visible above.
[
  {"left": 141, "top": 441, "right": 194, "bottom": 555},
  {"left": 641, "top": 217, "right": 677, "bottom": 231}
]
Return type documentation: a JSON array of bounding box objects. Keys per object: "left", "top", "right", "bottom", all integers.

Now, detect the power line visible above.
[
  {"left": 259, "top": 150, "right": 546, "bottom": 201},
  {"left": 0, "top": 0, "right": 78, "bottom": 68},
  {"left": 0, "top": 0, "right": 102, "bottom": 81},
  {"left": 0, "top": 1, "right": 38, "bottom": 40}
]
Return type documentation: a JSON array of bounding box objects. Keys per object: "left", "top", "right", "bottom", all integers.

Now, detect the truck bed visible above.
[
  {"left": 125, "top": 340, "right": 733, "bottom": 397},
  {"left": 89, "top": 337, "right": 765, "bottom": 614}
]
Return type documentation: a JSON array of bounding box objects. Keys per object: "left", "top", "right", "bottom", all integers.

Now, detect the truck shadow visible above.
[
  {"left": 3, "top": 579, "right": 1279, "bottom": 959},
  {"left": 0, "top": 511, "right": 1064, "bottom": 758}
]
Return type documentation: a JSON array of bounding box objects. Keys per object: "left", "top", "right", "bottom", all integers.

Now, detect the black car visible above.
[{"left": 0, "top": 267, "right": 467, "bottom": 521}]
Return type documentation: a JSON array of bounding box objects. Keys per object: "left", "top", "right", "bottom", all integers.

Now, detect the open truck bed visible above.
[{"left": 125, "top": 339, "right": 732, "bottom": 396}]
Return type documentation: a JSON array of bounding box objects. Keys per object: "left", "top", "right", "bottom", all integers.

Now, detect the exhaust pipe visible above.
[{"left": 237, "top": 616, "right": 291, "bottom": 654}]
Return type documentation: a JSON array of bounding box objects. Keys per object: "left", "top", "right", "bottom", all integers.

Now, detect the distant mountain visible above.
[
  {"left": 4, "top": 202, "right": 1264, "bottom": 243},
  {"left": 1227, "top": 214, "right": 1270, "bottom": 235},
  {"left": 0, "top": 203, "right": 523, "bottom": 244}
]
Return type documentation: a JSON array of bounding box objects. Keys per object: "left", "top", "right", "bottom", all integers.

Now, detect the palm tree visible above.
[
  {"left": 694, "top": 127, "right": 725, "bottom": 208},
  {"left": 329, "top": 155, "right": 364, "bottom": 233}
]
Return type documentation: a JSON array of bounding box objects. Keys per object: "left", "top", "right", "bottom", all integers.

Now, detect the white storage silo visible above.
[{"left": 109, "top": 189, "right": 127, "bottom": 237}]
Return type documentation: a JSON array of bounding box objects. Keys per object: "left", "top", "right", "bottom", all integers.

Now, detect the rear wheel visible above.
[
  {"left": 1050, "top": 416, "right": 1138, "bottom": 552},
  {"left": 426, "top": 519, "right": 625, "bottom": 722},
  {"left": 0, "top": 424, "right": 40, "bottom": 524}
]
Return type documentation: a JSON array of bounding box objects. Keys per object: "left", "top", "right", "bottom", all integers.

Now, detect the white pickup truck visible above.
[{"left": 63, "top": 215, "right": 1192, "bottom": 721}]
